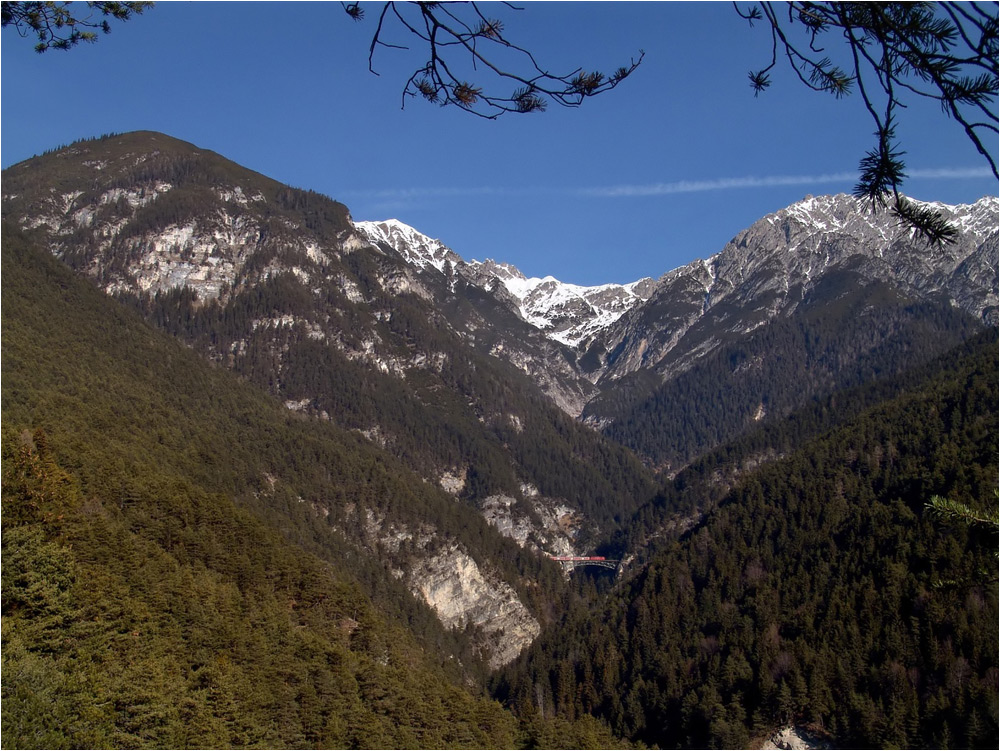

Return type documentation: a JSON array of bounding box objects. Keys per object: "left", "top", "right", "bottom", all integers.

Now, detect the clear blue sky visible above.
[{"left": 3, "top": 1, "right": 996, "bottom": 285}]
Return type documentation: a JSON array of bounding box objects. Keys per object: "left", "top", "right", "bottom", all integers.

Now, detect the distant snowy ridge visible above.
[
  {"left": 356, "top": 194, "right": 997, "bottom": 377},
  {"left": 355, "top": 218, "right": 656, "bottom": 346},
  {"left": 477, "top": 265, "right": 657, "bottom": 346}
]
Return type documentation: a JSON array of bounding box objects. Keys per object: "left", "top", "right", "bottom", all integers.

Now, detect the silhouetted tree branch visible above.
[
  {"left": 343, "top": 1, "right": 644, "bottom": 119},
  {"left": 737, "top": 1, "right": 999, "bottom": 244}
]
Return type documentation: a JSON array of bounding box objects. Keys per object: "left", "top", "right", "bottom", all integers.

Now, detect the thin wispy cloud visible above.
[
  {"left": 343, "top": 186, "right": 521, "bottom": 199},
  {"left": 908, "top": 166, "right": 997, "bottom": 179},
  {"left": 576, "top": 172, "right": 857, "bottom": 198},
  {"left": 341, "top": 166, "right": 994, "bottom": 203}
]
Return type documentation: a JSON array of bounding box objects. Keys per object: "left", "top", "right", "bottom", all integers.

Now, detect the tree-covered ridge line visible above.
[
  {"left": 2, "top": 130, "right": 658, "bottom": 543},
  {"left": 497, "top": 332, "right": 999, "bottom": 748},
  {"left": 4, "top": 3, "right": 995, "bottom": 244},
  {"left": 611, "top": 326, "right": 1000, "bottom": 565}
]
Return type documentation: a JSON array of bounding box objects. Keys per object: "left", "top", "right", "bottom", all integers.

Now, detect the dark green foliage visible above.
[
  {"left": 1, "top": 1, "right": 152, "bottom": 53},
  {"left": 498, "top": 334, "right": 999, "bottom": 748},
  {"left": 615, "top": 329, "right": 1000, "bottom": 560},
  {"left": 1, "top": 222, "right": 546, "bottom": 651},
  {"left": 1, "top": 426, "right": 525, "bottom": 749}
]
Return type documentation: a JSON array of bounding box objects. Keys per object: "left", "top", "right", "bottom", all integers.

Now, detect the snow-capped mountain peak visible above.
[
  {"left": 356, "top": 218, "right": 656, "bottom": 347},
  {"left": 355, "top": 219, "right": 462, "bottom": 274}
]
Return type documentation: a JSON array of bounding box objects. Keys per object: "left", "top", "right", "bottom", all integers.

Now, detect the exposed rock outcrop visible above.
[{"left": 410, "top": 544, "right": 540, "bottom": 669}]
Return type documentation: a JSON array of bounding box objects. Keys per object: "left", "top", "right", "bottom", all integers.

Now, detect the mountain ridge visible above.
[
  {"left": 355, "top": 218, "right": 659, "bottom": 347},
  {"left": 358, "top": 193, "right": 997, "bottom": 362},
  {"left": 4, "top": 131, "right": 994, "bottom": 475},
  {"left": 353, "top": 193, "right": 996, "bottom": 471}
]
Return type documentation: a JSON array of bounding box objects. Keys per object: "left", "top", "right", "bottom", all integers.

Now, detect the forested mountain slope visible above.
[
  {"left": 496, "top": 332, "right": 999, "bottom": 749},
  {"left": 604, "top": 330, "right": 1000, "bottom": 567},
  {"left": 578, "top": 193, "right": 996, "bottom": 470},
  {"left": 0, "top": 131, "right": 657, "bottom": 557},
  {"left": 586, "top": 271, "right": 986, "bottom": 470}
]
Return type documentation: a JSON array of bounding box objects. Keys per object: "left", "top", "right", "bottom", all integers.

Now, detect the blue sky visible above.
[{"left": 3, "top": 1, "right": 996, "bottom": 285}]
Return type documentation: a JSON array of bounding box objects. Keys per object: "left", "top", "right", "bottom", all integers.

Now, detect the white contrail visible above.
[
  {"left": 908, "top": 167, "right": 996, "bottom": 179},
  {"left": 344, "top": 186, "right": 513, "bottom": 199},
  {"left": 342, "top": 166, "right": 993, "bottom": 201},
  {"left": 576, "top": 173, "right": 857, "bottom": 197}
]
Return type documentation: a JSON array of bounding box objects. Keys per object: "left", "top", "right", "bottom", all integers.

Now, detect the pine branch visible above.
[
  {"left": 354, "top": 1, "right": 643, "bottom": 119},
  {"left": 738, "top": 1, "right": 998, "bottom": 245},
  {"left": 1, "top": 1, "right": 152, "bottom": 52}
]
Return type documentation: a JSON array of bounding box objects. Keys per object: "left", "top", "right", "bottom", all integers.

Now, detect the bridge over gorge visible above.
[{"left": 548, "top": 555, "right": 620, "bottom": 572}]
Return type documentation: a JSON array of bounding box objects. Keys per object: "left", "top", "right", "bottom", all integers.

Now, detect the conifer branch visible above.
[
  {"left": 737, "top": 1, "right": 999, "bottom": 245},
  {"left": 1, "top": 1, "right": 152, "bottom": 52},
  {"left": 349, "top": 1, "right": 643, "bottom": 120}
]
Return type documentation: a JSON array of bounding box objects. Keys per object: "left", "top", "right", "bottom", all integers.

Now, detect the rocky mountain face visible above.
[
  {"left": 0, "top": 132, "right": 655, "bottom": 665},
  {"left": 364, "top": 195, "right": 997, "bottom": 383},
  {"left": 357, "top": 193, "right": 997, "bottom": 467},
  {"left": 581, "top": 194, "right": 997, "bottom": 467},
  {"left": 589, "top": 193, "right": 997, "bottom": 383},
  {"left": 358, "top": 219, "right": 659, "bottom": 348}
]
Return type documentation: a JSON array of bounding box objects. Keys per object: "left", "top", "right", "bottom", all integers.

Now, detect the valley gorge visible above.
[{"left": 2, "top": 131, "right": 996, "bottom": 749}]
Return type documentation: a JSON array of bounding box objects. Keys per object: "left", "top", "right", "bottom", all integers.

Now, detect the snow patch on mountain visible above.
[
  {"left": 355, "top": 217, "right": 656, "bottom": 347},
  {"left": 480, "top": 266, "right": 657, "bottom": 346}
]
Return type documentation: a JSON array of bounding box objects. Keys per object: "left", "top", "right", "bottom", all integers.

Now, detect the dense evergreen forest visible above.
[
  {"left": 126, "top": 265, "right": 656, "bottom": 535},
  {"left": 498, "top": 332, "right": 999, "bottom": 749},
  {"left": 1, "top": 226, "right": 628, "bottom": 748},
  {"left": 611, "top": 330, "right": 1000, "bottom": 563}
]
